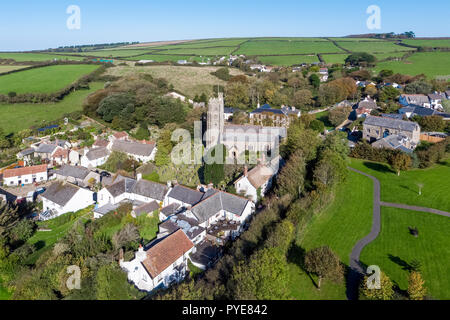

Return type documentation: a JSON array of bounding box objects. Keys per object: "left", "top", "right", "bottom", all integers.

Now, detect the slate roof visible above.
[
  {"left": 133, "top": 201, "right": 160, "bottom": 217},
  {"left": 41, "top": 182, "right": 80, "bottom": 206},
  {"left": 55, "top": 165, "right": 90, "bottom": 180},
  {"left": 167, "top": 185, "right": 205, "bottom": 206},
  {"left": 142, "top": 229, "right": 194, "bottom": 279},
  {"left": 18, "top": 148, "right": 35, "bottom": 157},
  {"left": 190, "top": 191, "right": 249, "bottom": 224},
  {"left": 381, "top": 113, "right": 403, "bottom": 120},
  {"left": 105, "top": 177, "right": 167, "bottom": 201},
  {"left": 133, "top": 180, "right": 168, "bottom": 201},
  {"left": 428, "top": 93, "right": 446, "bottom": 100},
  {"left": 93, "top": 139, "right": 109, "bottom": 148},
  {"left": 364, "top": 115, "right": 419, "bottom": 132},
  {"left": 111, "top": 140, "right": 155, "bottom": 157},
  {"left": 399, "top": 106, "right": 436, "bottom": 117},
  {"left": 224, "top": 107, "right": 236, "bottom": 114},
  {"left": 251, "top": 104, "right": 286, "bottom": 115},
  {"left": 160, "top": 203, "right": 180, "bottom": 216},
  {"left": 372, "top": 134, "right": 413, "bottom": 153},
  {"left": 160, "top": 212, "right": 205, "bottom": 240},
  {"left": 35, "top": 144, "right": 57, "bottom": 154},
  {"left": 86, "top": 147, "right": 110, "bottom": 161},
  {"left": 223, "top": 125, "right": 287, "bottom": 143},
  {"left": 401, "top": 94, "right": 430, "bottom": 105}
]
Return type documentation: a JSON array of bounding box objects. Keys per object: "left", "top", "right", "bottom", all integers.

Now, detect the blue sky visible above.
[{"left": 0, "top": 0, "right": 449, "bottom": 51}]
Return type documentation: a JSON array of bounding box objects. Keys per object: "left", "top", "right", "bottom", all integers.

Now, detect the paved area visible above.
[{"left": 346, "top": 167, "right": 450, "bottom": 300}]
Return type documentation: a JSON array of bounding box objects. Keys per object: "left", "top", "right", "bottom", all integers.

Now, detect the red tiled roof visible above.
[
  {"left": 93, "top": 139, "right": 109, "bottom": 147},
  {"left": 52, "top": 148, "right": 69, "bottom": 158},
  {"left": 3, "top": 164, "right": 47, "bottom": 178},
  {"left": 113, "top": 131, "right": 128, "bottom": 139},
  {"left": 141, "top": 229, "right": 194, "bottom": 279}
]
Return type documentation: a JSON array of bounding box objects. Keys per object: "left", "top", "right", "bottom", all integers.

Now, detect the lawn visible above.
[
  {"left": 335, "top": 41, "right": 413, "bottom": 53},
  {"left": 298, "top": 169, "right": 373, "bottom": 264},
  {"left": 0, "top": 64, "right": 100, "bottom": 94},
  {"left": 360, "top": 207, "right": 450, "bottom": 299},
  {"left": 258, "top": 55, "right": 319, "bottom": 66},
  {"left": 106, "top": 65, "right": 243, "bottom": 98},
  {"left": 26, "top": 206, "right": 94, "bottom": 264},
  {"left": 373, "top": 52, "right": 450, "bottom": 79},
  {"left": 0, "top": 53, "right": 84, "bottom": 62},
  {"left": 0, "top": 82, "right": 104, "bottom": 134},
  {"left": 349, "top": 158, "right": 450, "bottom": 212},
  {"left": 235, "top": 40, "right": 343, "bottom": 55},
  {"left": 314, "top": 110, "right": 334, "bottom": 130}
]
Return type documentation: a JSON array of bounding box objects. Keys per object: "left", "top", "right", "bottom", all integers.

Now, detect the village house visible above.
[
  {"left": 40, "top": 181, "right": 94, "bottom": 219},
  {"left": 355, "top": 96, "right": 378, "bottom": 118},
  {"left": 157, "top": 211, "right": 206, "bottom": 245},
  {"left": 95, "top": 175, "right": 168, "bottom": 218},
  {"left": 428, "top": 92, "right": 447, "bottom": 110},
  {"left": 33, "top": 143, "right": 59, "bottom": 161},
  {"left": 2, "top": 164, "right": 48, "bottom": 186},
  {"left": 131, "top": 201, "right": 160, "bottom": 218},
  {"left": 399, "top": 94, "right": 431, "bottom": 108},
  {"left": 53, "top": 165, "right": 100, "bottom": 188},
  {"left": 120, "top": 229, "right": 195, "bottom": 292},
  {"left": 363, "top": 115, "right": 421, "bottom": 150},
  {"left": 16, "top": 148, "right": 35, "bottom": 166},
  {"left": 110, "top": 140, "right": 157, "bottom": 163},
  {"left": 80, "top": 147, "right": 110, "bottom": 169},
  {"left": 51, "top": 148, "right": 70, "bottom": 166},
  {"left": 109, "top": 131, "right": 129, "bottom": 143},
  {"left": 249, "top": 104, "right": 297, "bottom": 127},
  {"left": 234, "top": 156, "right": 283, "bottom": 202}
]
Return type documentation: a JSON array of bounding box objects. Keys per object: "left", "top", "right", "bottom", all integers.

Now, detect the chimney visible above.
[
  {"left": 136, "top": 173, "right": 142, "bottom": 181},
  {"left": 244, "top": 166, "right": 248, "bottom": 177},
  {"left": 167, "top": 181, "right": 172, "bottom": 188},
  {"left": 119, "top": 248, "right": 124, "bottom": 264},
  {"left": 207, "top": 182, "right": 214, "bottom": 190}
]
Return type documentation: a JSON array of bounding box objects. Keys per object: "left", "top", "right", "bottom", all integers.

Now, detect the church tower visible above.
[{"left": 206, "top": 93, "right": 224, "bottom": 150}]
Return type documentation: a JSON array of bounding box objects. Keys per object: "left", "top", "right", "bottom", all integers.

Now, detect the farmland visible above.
[
  {"left": 0, "top": 64, "right": 100, "bottom": 94},
  {"left": 128, "top": 54, "right": 205, "bottom": 62},
  {"left": 336, "top": 41, "right": 414, "bottom": 53},
  {"left": 321, "top": 54, "right": 350, "bottom": 64},
  {"left": 71, "top": 49, "right": 155, "bottom": 58},
  {"left": 155, "top": 47, "right": 236, "bottom": 56},
  {"left": 258, "top": 54, "right": 319, "bottom": 66},
  {"left": 105, "top": 65, "right": 244, "bottom": 98},
  {"left": 235, "top": 40, "right": 343, "bottom": 55},
  {"left": 401, "top": 39, "right": 450, "bottom": 48},
  {"left": 0, "top": 82, "right": 104, "bottom": 134},
  {"left": 0, "top": 52, "right": 84, "bottom": 62},
  {"left": 360, "top": 207, "right": 450, "bottom": 299},
  {"left": 373, "top": 52, "right": 450, "bottom": 79},
  {"left": 0, "top": 65, "right": 30, "bottom": 73}
]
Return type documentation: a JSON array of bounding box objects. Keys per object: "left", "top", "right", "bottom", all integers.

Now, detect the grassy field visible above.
[
  {"left": 154, "top": 47, "right": 236, "bottom": 56},
  {"left": 0, "top": 65, "right": 30, "bottom": 73},
  {"left": 0, "top": 64, "right": 100, "bottom": 94},
  {"left": 321, "top": 54, "right": 350, "bottom": 64},
  {"left": 258, "top": 55, "right": 319, "bottom": 66},
  {"left": 106, "top": 65, "right": 243, "bottom": 98},
  {"left": 299, "top": 170, "right": 373, "bottom": 264},
  {"left": 235, "top": 40, "right": 343, "bottom": 55},
  {"left": 349, "top": 158, "right": 450, "bottom": 212},
  {"left": 0, "top": 52, "right": 84, "bottom": 62},
  {"left": 360, "top": 207, "right": 450, "bottom": 299},
  {"left": 128, "top": 54, "right": 205, "bottom": 62},
  {"left": 373, "top": 52, "right": 408, "bottom": 61},
  {"left": 0, "top": 82, "right": 104, "bottom": 134},
  {"left": 402, "top": 39, "right": 450, "bottom": 48},
  {"left": 336, "top": 41, "right": 413, "bottom": 53},
  {"left": 289, "top": 169, "right": 373, "bottom": 299},
  {"left": 373, "top": 52, "right": 450, "bottom": 79},
  {"left": 72, "top": 49, "right": 155, "bottom": 58}
]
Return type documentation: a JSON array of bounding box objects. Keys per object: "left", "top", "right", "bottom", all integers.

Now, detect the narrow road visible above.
[{"left": 346, "top": 167, "right": 450, "bottom": 300}]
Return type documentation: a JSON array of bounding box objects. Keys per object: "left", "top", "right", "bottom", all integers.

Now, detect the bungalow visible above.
[
  {"left": 110, "top": 140, "right": 157, "bottom": 163},
  {"left": 120, "top": 229, "right": 195, "bottom": 292},
  {"left": 80, "top": 147, "right": 110, "bottom": 169},
  {"left": 54, "top": 165, "right": 100, "bottom": 188},
  {"left": 41, "top": 182, "right": 94, "bottom": 219},
  {"left": 2, "top": 164, "right": 48, "bottom": 186}
]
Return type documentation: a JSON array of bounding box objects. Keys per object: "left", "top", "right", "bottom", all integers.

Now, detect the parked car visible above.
[
  {"left": 100, "top": 171, "right": 111, "bottom": 177},
  {"left": 35, "top": 187, "right": 46, "bottom": 195}
]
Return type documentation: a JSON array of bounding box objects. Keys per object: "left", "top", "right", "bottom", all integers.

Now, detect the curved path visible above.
[{"left": 346, "top": 167, "right": 450, "bottom": 300}]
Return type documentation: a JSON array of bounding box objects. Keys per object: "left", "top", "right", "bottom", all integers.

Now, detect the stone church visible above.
[{"left": 205, "top": 93, "right": 287, "bottom": 160}]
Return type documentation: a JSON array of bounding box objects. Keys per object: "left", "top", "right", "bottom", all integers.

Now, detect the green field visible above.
[
  {"left": 402, "top": 39, "right": 450, "bottom": 48},
  {"left": 349, "top": 158, "right": 450, "bottom": 212},
  {"left": 258, "top": 55, "right": 319, "bottom": 66},
  {"left": 360, "top": 207, "right": 450, "bottom": 299},
  {"left": 0, "top": 64, "right": 100, "bottom": 94},
  {"left": 0, "top": 52, "right": 84, "bottom": 62},
  {"left": 149, "top": 39, "right": 249, "bottom": 49},
  {"left": 299, "top": 170, "right": 373, "bottom": 264},
  {"left": 129, "top": 54, "right": 205, "bottom": 62},
  {"left": 289, "top": 169, "right": 373, "bottom": 299},
  {"left": 322, "top": 54, "right": 350, "bottom": 64},
  {"left": 0, "top": 65, "right": 30, "bottom": 73},
  {"left": 336, "top": 41, "right": 413, "bottom": 53},
  {"left": 155, "top": 47, "right": 236, "bottom": 56},
  {"left": 373, "top": 52, "right": 450, "bottom": 79},
  {"left": 72, "top": 49, "right": 154, "bottom": 58},
  {"left": 235, "top": 40, "right": 343, "bottom": 55},
  {"left": 0, "top": 82, "right": 104, "bottom": 134},
  {"left": 373, "top": 52, "right": 408, "bottom": 61}
]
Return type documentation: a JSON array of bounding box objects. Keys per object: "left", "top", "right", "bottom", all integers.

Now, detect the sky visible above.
[{"left": 0, "top": 0, "right": 449, "bottom": 51}]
